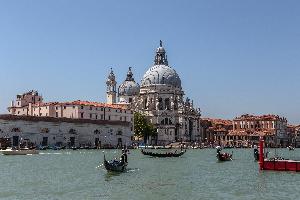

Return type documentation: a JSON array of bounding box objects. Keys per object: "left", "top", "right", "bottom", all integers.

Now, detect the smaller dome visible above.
[
  {"left": 118, "top": 81, "right": 140, "bottom": 96},
  {"left": 118, "top": 67, "right": 140, "bottom": 96}
]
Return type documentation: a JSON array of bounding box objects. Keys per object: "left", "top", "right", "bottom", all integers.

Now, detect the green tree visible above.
[{"left": 134, "top": 112, "right": 157, "bottom": 144}]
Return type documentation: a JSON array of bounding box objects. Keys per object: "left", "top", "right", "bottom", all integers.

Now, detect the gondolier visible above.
[{"left": 120, "top": 149, "right": 128, "bottom": 164}]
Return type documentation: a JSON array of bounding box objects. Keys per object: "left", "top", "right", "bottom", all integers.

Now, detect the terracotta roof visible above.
[
  {"left": 201, "top": 118, "right": 232, "bottom": 125},
  {"left": 234, "top": 114, "right": 286, "bottom": 121},
  {"left": 0, "top": 114, "right": 131, "bottom": 126}
]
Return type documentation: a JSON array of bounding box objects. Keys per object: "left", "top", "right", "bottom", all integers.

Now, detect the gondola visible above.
[
  {"left": 216, "top": 146, "right": 232, "bottom": 161},
  {"left": 103, "top": 154, "right": 127, "bottom": 172},
  {"left": 141, "top": 149, "right": 186, "bottom": 157}
]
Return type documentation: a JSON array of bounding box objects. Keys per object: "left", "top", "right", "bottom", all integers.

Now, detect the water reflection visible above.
[{"left": 104, "top": 171, "right": 122, "bottom": 181}]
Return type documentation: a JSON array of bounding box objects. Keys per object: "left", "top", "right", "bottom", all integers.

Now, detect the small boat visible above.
[
  {"left": 141, "top": 149, "right": 186, "bottom": 157},
  {"left": 103, "top": 154, "right": 127, "bottom": 172},
  {"left": 216, "top": 146, "right": 232, "bottom": 161},
  {"left": 38, "top": 146, "right": 48, "bottom": 150},
  {"left": 287, "top": 146, "right": 295, "bottom": 151},
  {"left": 0, "top": 147, "right": 39, "bottom": 155}
]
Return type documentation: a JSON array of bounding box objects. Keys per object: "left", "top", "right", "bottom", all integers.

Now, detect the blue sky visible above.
[{"left": 0, "top": 0, "right": 299, "bottom": 124}]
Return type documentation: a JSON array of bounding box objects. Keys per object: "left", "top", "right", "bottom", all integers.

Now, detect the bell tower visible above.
[{"left": 106, "top": 68, "right": 117, "bottom": 104}]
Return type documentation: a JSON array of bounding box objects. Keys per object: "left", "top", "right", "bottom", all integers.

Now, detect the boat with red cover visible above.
[{"left": 259, "top": 137, "right": 300, "bottom": 171}]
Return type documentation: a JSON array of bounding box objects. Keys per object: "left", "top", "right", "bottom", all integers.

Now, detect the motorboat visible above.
[{"left": 0, "top": 147, "right": 39, "bottom": 155}]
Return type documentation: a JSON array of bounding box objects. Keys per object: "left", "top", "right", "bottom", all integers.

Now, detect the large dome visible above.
[{"left": 141, "top": 64, "right": 182, "bottom": 88}]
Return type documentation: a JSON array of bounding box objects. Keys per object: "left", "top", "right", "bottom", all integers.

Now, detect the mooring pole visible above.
[{"left": 259, "top": 137, "right": 264, "bottom": 170}]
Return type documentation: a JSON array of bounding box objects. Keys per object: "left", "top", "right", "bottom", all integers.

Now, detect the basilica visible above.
[{"left": 106, "top": 41, "right": 201, "bottom": 145}]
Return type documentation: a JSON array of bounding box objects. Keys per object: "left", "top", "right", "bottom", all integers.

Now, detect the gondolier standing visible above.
[{"left": 120, "top": 149, "right": 128, "bottom": 164}]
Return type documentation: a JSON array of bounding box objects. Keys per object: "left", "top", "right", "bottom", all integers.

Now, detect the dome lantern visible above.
[
  {"left": 154, "top": 40, "right": 168, "bottom": 65},
  {"left": 141, "top": 41, "right": 181, "bottom": 89}
]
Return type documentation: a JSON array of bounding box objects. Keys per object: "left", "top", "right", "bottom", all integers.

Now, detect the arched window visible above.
[
  {"left": 116, "top": 130, "right": 123, "bottom": 135},
  {"left": 69, "top": 128, "right": 77, "bottom": 134},
  {"left": 11, "top": 128, "right": 21, "bottom": 132},
  {"left": 158, "top": 98, "right": 163, "bottom": 110},
  {"left": 165, "top": 118, "right": 169, "bottom": 125},
  {"left": 41, "top": 128, "right": 49, "bottom": 133},
  {"left": 144, "top": 98, "right": 148, "bottom": 109},
  {"left": 165, "top": 98, "right": 170, "bottom": 110}
]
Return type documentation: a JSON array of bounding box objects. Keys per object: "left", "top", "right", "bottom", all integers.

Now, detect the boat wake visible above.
[
  {"left": 126, "top": 168, "right": 139, "bottom": 172},
  {"left": 39, "top": 152, "right": 63, "bottom": 155}
]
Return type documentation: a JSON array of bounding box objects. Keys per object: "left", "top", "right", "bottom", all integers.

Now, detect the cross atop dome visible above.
[{"left": 154, "top": 40, "right": 168, "bottom": 65}]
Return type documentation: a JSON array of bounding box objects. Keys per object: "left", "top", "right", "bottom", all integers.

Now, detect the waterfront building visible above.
[
  {"left": 0, "top": 114, "right": 131, "bottom": 148},
  {"left": 227, "top": 114, "right": 288, "bottom": 147},
  {"left": 200, "top": 118, "right": 233, "bottom": 146},
  {"left": 295, "top": 125, "right": 300, "bottom": 147},
  {"left": 6, "top": 91, "right": 134, "bottom": 148}
]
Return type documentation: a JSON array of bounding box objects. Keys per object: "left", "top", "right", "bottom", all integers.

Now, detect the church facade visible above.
[{"left": 106, "top": 41, "right": 201, "bottom": 145}]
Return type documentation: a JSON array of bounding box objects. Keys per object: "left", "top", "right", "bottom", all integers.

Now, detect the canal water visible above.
[{"left": 0, "top": 148, "right": 300, "bottom": 200}]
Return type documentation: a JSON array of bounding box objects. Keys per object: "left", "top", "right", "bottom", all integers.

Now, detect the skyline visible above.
[{"left": 1, "top": 1, "right": 300, "bottom": 124}]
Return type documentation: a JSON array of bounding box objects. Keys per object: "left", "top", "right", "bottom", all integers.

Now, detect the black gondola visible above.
[
  {"left": 103, "top": 154, "right": 127, "bottom": 172},
  {"left": 141, "top": 149, "right": 186, "bottom": 157},
  {"left": 216, "top": 147, "right": 232, "bottom": 161}
]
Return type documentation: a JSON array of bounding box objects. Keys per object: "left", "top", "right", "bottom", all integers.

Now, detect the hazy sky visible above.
[{"left": 0, "top": 1, "right": 299, "bottom": 124}]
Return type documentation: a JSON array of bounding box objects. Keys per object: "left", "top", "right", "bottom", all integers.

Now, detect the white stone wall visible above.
[{"left": 0, "top": 118, "right": 132, "bottom": 148}]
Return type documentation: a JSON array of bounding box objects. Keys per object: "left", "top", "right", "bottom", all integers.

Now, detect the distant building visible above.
[
  {"left": 0, "top": 115, "right": 131, "bottom": 148},
  {"left": 228, "top": 114, "right": 288, "bottom": 147},
  {"left": 200, "top": 114, "right": 290, "bottom": 147},
  {"left": 5, "top": 91, "right": 134, "bottom": 148},
  {"left": 200, "top": 118, "right": 233, "bottom": 145},
  {"left": 295, "top": 125, "right": 300, "bottom": 147},
  {"left": 8, "top": 91, "right": 133, "bottom": 123}
]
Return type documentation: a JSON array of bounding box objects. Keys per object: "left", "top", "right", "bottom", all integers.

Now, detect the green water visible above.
[{"left": 0, "top": 149, "right": 300, "bottom": 200}]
